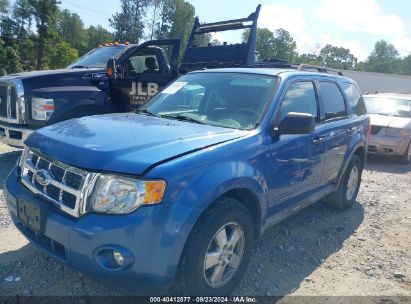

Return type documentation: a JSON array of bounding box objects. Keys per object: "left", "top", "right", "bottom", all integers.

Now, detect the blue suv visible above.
[{"left": 5, "top": 67, "right": 369, "bottom": 295}]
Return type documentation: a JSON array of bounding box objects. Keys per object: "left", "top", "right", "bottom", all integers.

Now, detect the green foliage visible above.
[
  {"left": 1, "top": 2, "right": 411, "bottom": 77},
  {"left": 0, "top": 0, "right": 8, "bottom": 14},
  {"left": 0, "top": 38, "right": 23, "bottom": 75},
  {"left": 243, "top": 28, "right": 297, "bottom": 62},
  {"left": 48, "top": 41, "right": 78, "bottom": 69},
  {"left": 318, "top": 44, "right": 357, "bottom": 70},
  {"left": 86, "top": 25, "right": 114, "bottom": 49},
  {"left": 57, "top": 9, "right": 87, "bottom": 54},
  {"left": 109, "top": 0, "right": 148, "bottom": 43},
  {"left": 360, "top": 40, "right": 401, "bottom": 74},
  {"left": 400, "top": 54, "right": 411, "bottom": 75}
]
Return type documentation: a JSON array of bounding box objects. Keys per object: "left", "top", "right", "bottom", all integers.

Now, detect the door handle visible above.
[
  {"left": 346, "top": 127, "right": 355, "bottom": 135},
  {"left": 312, "top": 137, "right": 325, "bottom": 144}
]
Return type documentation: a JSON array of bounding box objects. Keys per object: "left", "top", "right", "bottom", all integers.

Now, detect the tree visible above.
[
  {"left": 400, "top": 54, "right": 411, "bottom": 75},
  {"left": 360, "top": 40, "right": 401, "bottom": 74},
  {"left": 318, "top": 44, "right": 357, "bottom": 70},
  {"left": 0, "top": 38, "right": 23, "bottom": 75},
  {"left": 48, "top": 41, "right": 78, "bottom": 69},
  {"left": 86, "top": 25, "right": 114, "bottom": 49},
  {"left": 297, "top": 53, "right": 322, "bottom": 66},
  {"left": 243, "top": 28, "right": 275, "bottom": 60},
  {"left": 28, "top": 0, "right": 59, "bottom": 70},
  {"left": 109, "top": 0, "right": 148, "bottom": 43},
  {"left": 272, "top": 28, "right": 297, "bottom": 62},
  {"left": 12, "top": 0, "right": 33, "bottom": 31},
  {"left": 57, "top": 9, "right": 87, "bottom": 54},
  {"left": 0, "top": 0, "right": 8, "bottom": 15},
  {"left": 167, "top": 0, "right": 195, "bottom": 58}
]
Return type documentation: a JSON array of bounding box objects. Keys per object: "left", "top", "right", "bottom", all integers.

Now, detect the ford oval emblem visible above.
[{"left": 35, "top": 170, "right": 52, "bottom": 186}]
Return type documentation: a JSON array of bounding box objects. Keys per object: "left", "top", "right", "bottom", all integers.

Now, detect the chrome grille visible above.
[
  {"left": 0, "top": 79, "right": 25, "bottom": 123},
  {"left": 20, "top": 149, "right": 96, "bottom": 217}
]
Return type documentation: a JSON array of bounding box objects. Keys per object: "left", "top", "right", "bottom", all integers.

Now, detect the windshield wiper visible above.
[
  {"left": 161, "top": 114, "right": 206, "bottom": 125},
  {"left": 70, "top": 65, "right": 89, "bottom": 69},
  {"left": 136, "top": 109, "right": 158, "bottom": 117}
]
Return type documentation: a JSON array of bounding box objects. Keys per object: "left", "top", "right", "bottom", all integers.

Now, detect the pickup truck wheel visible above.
[
  {"left": 327, "top": 155, "right": 363, "bottom": 210},
  {"left": 399, "top": 141, "right": 411, "bottom": 164},
  {"left": 178, "top": 197, "right": 255, "bottom": 295}
]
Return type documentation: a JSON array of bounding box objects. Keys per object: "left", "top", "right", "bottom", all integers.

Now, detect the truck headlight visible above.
[
  {"left": 385, "top": 128, "right": 406, "bottom": 137},
  {"left": 90, "top": 174, "right": 166, "bottom": 214},
  {"left": 32, "top": 97, "right": 54, "bottom": 120}
]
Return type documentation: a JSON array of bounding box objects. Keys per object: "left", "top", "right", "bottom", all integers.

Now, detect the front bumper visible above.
[
  {"left": 0, "top": 122, "right": 33, "bottom": 147},
  {"left": 5, "top": 165, "right": 201, "bottom": 294},
  {"left": 368, "top": 134, "right": 410, "bottom": 156}
]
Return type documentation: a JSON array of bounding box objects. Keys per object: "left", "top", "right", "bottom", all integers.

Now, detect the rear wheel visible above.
[
  {"left": 178, "top": 197, "right": 255, "bottom": 295},
  {"left": 399, "top": 141, "right": 411, "bottom": 164},
  {"left": 327, "top": 155, "right": 363, "bottom": 210}
]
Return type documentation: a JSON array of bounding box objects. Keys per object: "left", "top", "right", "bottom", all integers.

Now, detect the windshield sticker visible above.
[{"left": 162, "top": 82, "right": 188, "bottom": 94}]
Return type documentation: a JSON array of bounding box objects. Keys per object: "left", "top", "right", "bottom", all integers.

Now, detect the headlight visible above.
[
  {"left": 385, "top": 128, "right": 406, "bottom": 137},
  {"left": 90, "top": 174, "right": 166, "bottom": 214},
  {"left": 32, "top": 97, "right": 54, "bottom": 120}
]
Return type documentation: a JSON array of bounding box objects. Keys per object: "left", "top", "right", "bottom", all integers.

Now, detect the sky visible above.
[{"left": 58, "top": 0, "right": 411, "bottom": 61}]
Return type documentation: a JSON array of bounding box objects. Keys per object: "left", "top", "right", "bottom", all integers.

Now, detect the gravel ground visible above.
[{"left": 0, "top": 143, "right": 410, "bottom": 298}]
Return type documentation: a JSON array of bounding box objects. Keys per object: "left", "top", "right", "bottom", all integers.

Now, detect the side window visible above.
[
  {"left": 319, "top": 81, "right": 347, "bottom": 120},
  {"left": 279, "top": 81, "right": 318, "bottom": 120},
  {"left": 124, "top": 52, "right": 161, "bottom": 77},
  {"left": 341, "top": 82, "right": 367, "bottom": 115}
]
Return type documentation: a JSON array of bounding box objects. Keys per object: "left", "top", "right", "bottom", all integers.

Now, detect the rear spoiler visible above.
[{"left": 179, "top": 5, "right": 261, "bottom": 73}]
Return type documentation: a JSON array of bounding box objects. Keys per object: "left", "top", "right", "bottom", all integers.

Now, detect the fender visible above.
[
  {"left": 336, "top": 129, "right": 367, "bottom": 187},
  {"left": 175, "top": 160, "right": 269, "bottom": 226}
]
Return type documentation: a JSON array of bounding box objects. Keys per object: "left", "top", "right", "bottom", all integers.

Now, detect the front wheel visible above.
[
  {"left": 327, "top": 155, "right": 363, "bottom": 210},
  {"left": 177, "top": 197, "right": 255, "bottom": 295}
]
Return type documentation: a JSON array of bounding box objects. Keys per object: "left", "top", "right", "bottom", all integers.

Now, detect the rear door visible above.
[
  {"left": 317, "top": 80, "right": 351, "bottom": 185},
  {"left": 110, "top": 40, "right": 180, "bottom": 112}
]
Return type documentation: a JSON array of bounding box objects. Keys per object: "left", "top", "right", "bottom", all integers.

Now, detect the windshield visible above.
[
  {"left": 364, "top": 96, "right": 411, "bottom": 118},
  {"left": 141, "top": 72, "right": 277, "bottom": 130},
  {"left": 67, "top": 46, "right": 127, "bottom": 69}
]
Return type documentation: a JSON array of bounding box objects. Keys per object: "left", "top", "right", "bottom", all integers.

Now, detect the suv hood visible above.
[
  {"left": 0, "top": 68, "right": 104, "bottom": 81},
  {"left": 25, "top": 114, "right": 247, "bottom": 175},
  {"left": 369, "top": 114, "right": 411, "bottom": 129}
]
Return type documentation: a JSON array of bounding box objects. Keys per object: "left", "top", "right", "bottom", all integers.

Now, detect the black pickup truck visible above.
[{"left": 0, "top": 5, "right": 260, "bottom": 147}]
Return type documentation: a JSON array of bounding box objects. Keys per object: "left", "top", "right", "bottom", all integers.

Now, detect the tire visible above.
[
  {"left": 327, "top": 155, "right": 363, "bottom": 210},
  {"left": 399, "top": 141, "right": 411, "bottom": 164},
  {"left": 177, "top": 197, "right": 255, "bottom": 295}
]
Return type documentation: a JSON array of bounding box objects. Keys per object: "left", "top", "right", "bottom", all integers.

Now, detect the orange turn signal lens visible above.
[
  {"left": 144, "top": 181, "right": 166, "bottom": 204},
  {"left": 107, "top": 67, "right": 113, "bottom": 78}
]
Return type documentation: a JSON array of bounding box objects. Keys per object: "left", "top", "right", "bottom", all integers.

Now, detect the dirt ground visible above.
[{"left": 0, "top": 143, "right": 410, "bottom": 299}]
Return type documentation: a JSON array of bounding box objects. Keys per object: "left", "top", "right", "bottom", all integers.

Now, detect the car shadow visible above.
[
  {"left": 0, "top": 200, "right": 364, "bottom": 296},
  {"left": 236, "top": 200, "right": 364, "bottom": 296},
  {"left": 366, "top": 156, "right": 411, "bottom": 174},
  {"left": 0, "top": 150, "right": 22, "bottom": 190}
]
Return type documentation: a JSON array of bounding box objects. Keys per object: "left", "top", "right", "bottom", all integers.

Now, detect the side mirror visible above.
[
  {"left": 106, "top": 58, "right": 117, "bottom": 80},
  {"left": 276, "top": 112, "right": 315, "bottom": 135}
]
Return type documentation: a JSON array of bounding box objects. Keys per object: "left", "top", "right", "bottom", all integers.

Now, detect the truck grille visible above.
[
  {"left": 20, "top": 149, "right": 95, "bottom": 217},
  {"left": 0, "top": 83, "right": 17, "bottom": 121}
]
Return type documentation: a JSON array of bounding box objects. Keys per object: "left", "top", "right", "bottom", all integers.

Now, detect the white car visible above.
[{"left": 364, "top": 93, "right": 411, "bottom": 164}]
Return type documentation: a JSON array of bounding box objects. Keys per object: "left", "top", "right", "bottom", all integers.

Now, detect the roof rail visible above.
[{"left": 297, "top": 64, "right": 344, "bottom": 76}]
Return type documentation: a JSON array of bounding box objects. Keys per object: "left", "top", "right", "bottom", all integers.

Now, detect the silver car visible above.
[{"left": 364, "top": 93, "right": 411, "bottom": 164}]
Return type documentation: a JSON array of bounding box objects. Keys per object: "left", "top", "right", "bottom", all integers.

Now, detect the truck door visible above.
[{"left": 109, "top": 39, "right": 180, "bottom": 112}]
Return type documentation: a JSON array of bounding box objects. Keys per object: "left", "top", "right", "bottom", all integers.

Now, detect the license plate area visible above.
[{"left": 17, "top": 200, "right": 46, "bottom": 235}]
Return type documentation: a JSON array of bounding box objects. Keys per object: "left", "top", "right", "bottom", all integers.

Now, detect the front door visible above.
[{"left": 268, "top": 80, "right": 327, "bottom": 211}]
